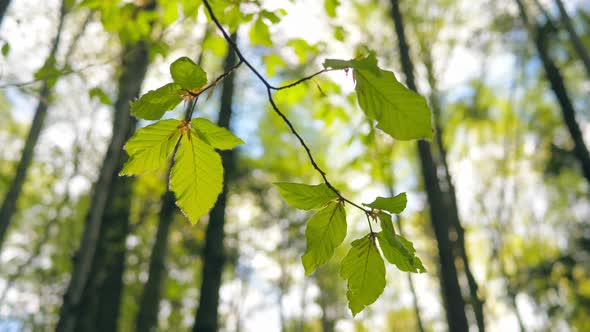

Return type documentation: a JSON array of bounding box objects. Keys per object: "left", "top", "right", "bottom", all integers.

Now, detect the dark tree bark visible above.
[
  {"left": 389, "top": 1, "right": 469, "bottom": 331},
  {"left": 0, "top": 0, "right": 11, "bottom": 26},
  {"left": 422, "top": 50, "right": 485, "bottom": 332},
  {"left": 192, "top": 34, "right": 238, "bottom": 332},
  {"left": 55, "top": 4, "right": 152, "bottom": 330},
  {"left": 0, "top": 0, "right": 67, "bottom": 254},
  {"left": 515, "top": 0, "right": 590, "bottom": 187},
  {"left": 555, "top": 0, "right": 590, "bottom": 79},
  {"left": 135, "top": 190, "right": 176, "bottom": 332},
  {"left": 74, "top": 147, "right": 136, "bottom": 332}
]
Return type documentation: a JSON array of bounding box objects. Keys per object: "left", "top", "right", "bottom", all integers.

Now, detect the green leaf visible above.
[
  {"left": 274, "top": 182, "right": 338, "bottom": 210},
  {"left": 1, "top": 43, "right": 9, "bottom": 57},
  {"left": 363, "top": 193, "right": 407, "bottom": 214},
  {"left": 377, "top": 233, "right": 426, "bottom": 273},
  {"left": 261, "top": 10, "right": 281, "bottom": 24},
  {"left": 323, "top": 53, "right": 433, "bottom": 140},
  {"left": 88, "top": 87, "right": 112, "bottom": 105},
  {"left": 120, "top": 119, "right": 182, "bottom": 176},
  {"left": 377, "top": 213, "right": 426, "bottom": 273},
  {"left": 333, "top": 26, "right": 345, "bottom": 42},
  {"left": 192, "top": 118, "right": 244, "bottom": 150},
  {"left": 301, "top": 201, "right": 347, "bottom": 275},
  {"left": 130, "top": 83, "right": 183, "bottom": 120},
  {"left": 263, "top": 53, "right": 287, "bottom": 76},
  {"left": 377, "top": 212, "right": 395, "bottom": 234},
  {"left": 249, "top": 17, "right": 272, "bottom": 47},
  {"left": 324, "top": 0, "right": 340, "bottom": 17},
  {"left": 170, "top": 130, "right": 223, "bottom": 224},
  {"left": 170, "top": 57, "right": 207, "bottom": 90},
  {"left": 340, "top": 234, "right": 386, "bottom": 316},
  {"left": 34, "top": 56, "right": 62, "bottom": 88},
  {"left": 161, "top": 1, "right": 179, "bottom": 26}
]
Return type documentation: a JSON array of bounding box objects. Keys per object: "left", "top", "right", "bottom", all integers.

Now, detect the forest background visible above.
[{"left": 0, "top": 0, "right": 589, "bottom": 331}]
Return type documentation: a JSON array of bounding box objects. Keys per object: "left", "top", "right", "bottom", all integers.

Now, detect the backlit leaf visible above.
[
  {"left": 377, "top": 213, "right": 426, "bottom": 273},
  {"left": 89, "top": 87, "right": 112, "bottom": 105},
  {"left": 302, "top": 201, "right": 347, "bottom": 275},
  {"left": 324, "top": 0, "right": 340, "bottom": 17},
  {"left": 340, "top": 234, "right": 386, "bottom": 316},
  {"left": 1, "top": 43, "right": 9, "bottom": 57},
  {"left": 130, "top": 83, "right": 183, "bottom": 120},
  {"left": 274, "top": 182, "right": 338, "bottom": 210},
  {"left": 323, "top": 53, "right": 433, "bottom": 140},
  {"left": 170, "top": 57, "right": 207, "bottom": 90},
  {"left": 363, "top": 193, "right": 407, "bottom": 214},
  {"left": 120, "top": 119, "right": 181, "bottom": 176},
  {"left": 192, "top": 118, "right": 244, "bottom": 150},
  {"left": 170, "top": 130, "right": 223, "bottom": 224},
  {"left": 249, "top": 17, "right": 272, "bottom": 47}
]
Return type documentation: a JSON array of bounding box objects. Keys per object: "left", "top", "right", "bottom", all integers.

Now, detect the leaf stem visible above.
[
  {"left": 201, "top": 0, "right": 371, "bottom": 215},
  {"left": 270, "top": 68, "right": 336, "bottom": 90},
  {"left": 186, "top": 59, "right": 243, "bottom": 100},
  {"left": 365, "top": 213, "right": 374, "bottom": 234}
]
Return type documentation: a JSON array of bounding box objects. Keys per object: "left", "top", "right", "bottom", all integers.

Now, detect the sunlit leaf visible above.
[
  {"left": 1, "top": 43, "right": 9, "bottom": 57},
  {"left": 377, "top": 213, "right": 426, "bottom": 273},
  {"left": 170, "top": 130, "right": 223, "bottom": 224},
  {"left": 88, "top": 87, "right": 112, "bottom": 105},
  {"left": 120, "top": 119, "right": 181, "bottom": 176},
  {"left": 302, "top": 201, "right": 347, "bottom": 275},
  {"left": 130, "top": 83, "right": 183, "bottom": 120},
  {"left": 192, "top": 118, "right": 244, "bottom": 150},
  {"left": 340, "top": 234, "right": 386, "bottom": 316},
  {"left": 249, "top": 17, "right": 272, "bottom": 47},
  {"left": 323, "top": 53, "right": 433, "bottom": 140},
  {"left": 170, "top": 57, "right": 207, "bottom": 90},
  {"left": 324, "top": 0, "right": 340, "bottom": 17},
  {"left": 274, "top": 182, "right": 338, "bottom": 210},
  {"left": 363, "top": 193, "right": 407, "bottom": 214}
]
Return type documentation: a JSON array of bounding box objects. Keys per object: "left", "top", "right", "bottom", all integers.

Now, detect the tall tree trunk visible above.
[
  {"left": 55, "top": 5, "right": 152, "bottom": 330},
  {"left": 74, "top": 144, "right": 136, "bottom": 332},
  {"left": 389, "top": 1, "right": 469, "bottom": 331},
  {"left": 423, "top": 50, "right": 485, "bottom": 332},
  {"left": 134, "top": 192, "right": 175, "bottom": 332},
  {"left": 0, "top": 0, "right": 67, "bottom": 254},
  {"left": 192, "top": 34, "right": 238, "bottom": 332},
  {"left": 0, "top": 0, "right": 11, "bottom": 26},
  {"left": 515, "top": 0, "right": 590, "bottom": 187},
  {"left": 135, "top": 27, "right": 210, "bottom": 331},
  {"left": 555, "top": 0, "right": 590, "bottom": 79}
]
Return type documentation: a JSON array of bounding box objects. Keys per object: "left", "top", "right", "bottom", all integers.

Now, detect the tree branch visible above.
[{"left": 201, "top": 0, "right": 370, "bottom": 215}]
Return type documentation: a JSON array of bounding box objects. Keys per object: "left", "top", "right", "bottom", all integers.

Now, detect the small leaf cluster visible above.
[
  {"left": 121, "top": 57, "right": 243, "bottom": 224},
  {"left": 275, "top": 184, "right": 425, "bottom": 316},
  {"left": 272, "top": 53, "right": 432, "bottom": 315}
]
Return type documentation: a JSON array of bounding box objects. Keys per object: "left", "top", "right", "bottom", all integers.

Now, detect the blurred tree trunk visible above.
[
  {"left": 74, "top": 147, "right": 136, "bottom": 332},
  {"left": 422, "top": 50, "right": 485, "bottom": 332},
  {"left": 515, "top": 0, "right": 590, "bottom": 187},
  {"left": 134, "top": 190, "right": 175, "bottom": 332},
  {"left": 0, "top": 0, "right": 11, "bottom": 26},
  {"left": 55, "top": 4, "right": 153, "bottom": 331},
  {"left": 192, "top": 34, "right": 238, "bottom": 332},
  {"left": 135, "top": 27, "right": 209, "bottom": 331},
  {"left": 555, "top": 0, "right": 590, "bottom": 79},
  {"left": 389, "top": 1, "right": 469, "bottom": 331},
  {"left": 0, "top": 0, "right": 67, "bottom": 254}
]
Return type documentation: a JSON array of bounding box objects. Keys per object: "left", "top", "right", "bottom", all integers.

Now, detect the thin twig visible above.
[
  {"left": 201, "top": 0, "right": 370, "bottom": 215},
  {"left": 0, "top": 54, "right": 122, "bottom": 89},
  {"left": 270, "top": 68, "right": 335, "bottom": 91},
  {"left": 186, "top": 59, "right": 243, "bottom": 99}
]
